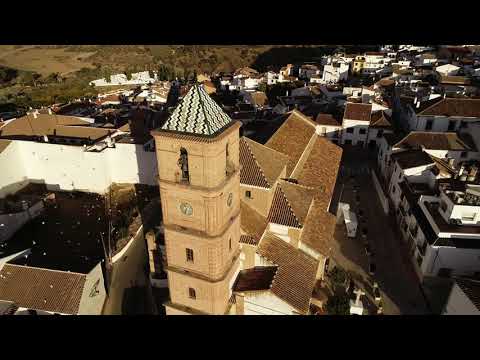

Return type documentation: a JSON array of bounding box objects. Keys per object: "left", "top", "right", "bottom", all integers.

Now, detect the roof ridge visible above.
[
  {"left": 277, "top": 183, "right": 303, "bottom": 227},
  {"left": 291, "top": 109, "right": 316, "bottom": 128},
  {"left": 243, "top": 138, "right": 274, "bottom": 187},
  {"left": 417, "top": 97, "right": 447, "bottom": 115},
  {"left": 244, "top": 136, "right": 289, "bottom": 161},
  {"left": 3, "top": 263, "right": 87, "bottom": 276},
  {"left": 196, "top": 84, "right": 213, "bottom": 135}
]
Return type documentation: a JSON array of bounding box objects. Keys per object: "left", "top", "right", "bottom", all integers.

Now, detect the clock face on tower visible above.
[
  {"left": 180, "top": 202, "right": 193, "bottom": 216},
  {"left": 227, "top": 193, "right": 233, "bottom": 207}
]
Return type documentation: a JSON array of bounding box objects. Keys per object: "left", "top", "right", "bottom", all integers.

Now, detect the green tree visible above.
[
  {"left": 325, "top": 294, "right": 350, "bottom": 315},
  {"left": 17, "top": 72, "right": 35, "bottom": 86},
  {"left": 258, "top": 82, "right": 267, "bottom": 93}
]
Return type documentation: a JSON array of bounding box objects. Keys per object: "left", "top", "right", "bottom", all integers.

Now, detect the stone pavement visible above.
[{"left": 332, "top": 146, "right": 429, "bottom": 315}]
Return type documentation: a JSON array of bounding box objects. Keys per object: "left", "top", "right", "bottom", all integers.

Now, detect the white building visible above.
[
  {"left": 266, "top": 71, "right": 279, "bottom": 85},
  {"left": 321, "top": 61, "right": 349, "bottom": 84},
  {"left": 90, "top": 71, "right": 157, "bottom": 87},
  {"left": 0, "top": 252, "right": 106, "bottom": 315},
  {"left": 436, "top": 64, "right": 461, "bottom": 77},
  {"left": 315, "top": 113, "right": 342, "bottom": 144},
  {"left": 341, "top": 103, "right": 372, "bottom": 146},
  {"left": 0, "top": 114, "right": 158, "bottom": 198}
]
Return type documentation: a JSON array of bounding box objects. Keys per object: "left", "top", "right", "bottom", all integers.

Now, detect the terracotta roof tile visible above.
[
  {"left": 267, "top": 185, "right": 303, "bottom": 228},
  {"left": 0, "top": 114, "right": 105, "bottom": 140},
  {"left": 299, "top": 199, "right": 337, "bottom": 257},
  {"left": 0, "top": 264, "right": 86, "bottom": 314},
  {"left": 391, "top": 150, "right": 435, "bottom": 169},
  {"left": 418, "top": 98, "right": 480, "bottom": 117},
  {"left": 244, "top": 137, "right": 288, "bottom": 187},
  {"left": 257, "top": 232, "right": 318, "bottom": 314},
  {"left": 233, "top": 266, "right": 277, "bottom": 292},
  {"left": 370, "top": 111, "right": 392, "bottom": 128},
  {"left": 240, "top": 200, "right": 268, "bottom": 241},
  {"left": 265, "top": 110, "right": 316, "bottom": 176},
  {"left": 394, "top": 131, "right": 476, "bottom": 151},
  {"left": 239, "top": 235, "right": 259, "bottom": 246},
  {"left": 296, "top": 136, "right": 342, "bottom": 197},
  {"left": 239, "top": 137, "right": 270, "bottom": 188},
  {"left": 277, "top": 181, "right": 316, "bottom": 225},
  {"left": 343, "top": 103, "right": 372, "bottom": 122},
  {"left": 315, "top": 113, "right": 341, "bottom": 126}
]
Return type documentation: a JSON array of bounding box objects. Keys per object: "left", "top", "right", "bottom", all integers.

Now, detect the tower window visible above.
[
  {"left": 188, "top": 288, "right": 196, "bottom": 299},
  {"left": 178, "top": 147, "right": 189, "bottom": 182},
  {"left": 245, "top": 190, "right": 252, "bottom": 199},
  {"left": 186, "top": 248, "right": 194, "bottom": 263},
  {"left": 229, "top": 238, "right": 232, "bottom": 251}
]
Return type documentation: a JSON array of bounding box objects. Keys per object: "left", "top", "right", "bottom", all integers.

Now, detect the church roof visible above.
[{"left": 161, "top": 84, "right": 233, "bottom": 137}]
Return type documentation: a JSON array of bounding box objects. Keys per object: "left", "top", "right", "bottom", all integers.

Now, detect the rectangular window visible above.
[
  {"left": 346, "top": 127, "right": 354, "bottom": 134},
  {"left": 188, "top": 288, "right": 196, "bottom": 299},
  {"left": 357, "top": 141, "right": 364, "bottom": 147},
  {"left": 245, "top": 190, "right": 252, "bottom": 199},
  {"left": 461, "top": 151, "right": 468, "bottom": 158},
  {"left": 186, "top": 248, "right": 194, "bottom": 263},
  {"left": 345, "top": 139, "right": 352, "bottom": 145},
  {"left": 448, "top": 120, "right": 456, "bottom": 131},
  {"left": 425, "top": 119, "right": 433, "bottom": 130},
  {"left": 460, "top": 121, "right": 467, "bottom": 129},
  {"left": 377, "top": 129, "right": 384, "bottom": 138},
  {"left": 359, "top": 128, "right": 366, "bottom": 135}
]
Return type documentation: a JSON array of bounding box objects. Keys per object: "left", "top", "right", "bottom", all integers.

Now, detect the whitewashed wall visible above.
[
  {"left": 0, "top": 140, "right": 158, "bottom": 196},
  {"left": 243, "top": 291, "right": 297, "bottom": 315},
  {"left": 0, "top": 141, "right": 29, "bottom": 197},
  {"left": 0, "top": 201, "right": 44, "bottom": 243},
  {"left": 78, "top": 262, "right": 107, "bottom": 315}
]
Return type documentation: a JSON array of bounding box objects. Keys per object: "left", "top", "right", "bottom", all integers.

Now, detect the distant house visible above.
[
  {"left": 0, "top": 254, "right": 106, "bottom": 315},
  {"left": 298, "top": 64, "right": 320, "bottom": 80},
  {"left": 315, "top": 113, "right": 342, "bottom": 144},
  {"left": 436, "top": 64, "right": 461, "bottom": 77},
  {"left": 241, "top": 91, "right": 268, "bottom": 109},
  {"left": 341, "top": 103, "right": 372, "bottom": 146},
  {"left": 321, "top": 61, "right": 349, "bottom": 84}
]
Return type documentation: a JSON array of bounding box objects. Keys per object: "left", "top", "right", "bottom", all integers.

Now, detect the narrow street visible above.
[{"left": 332, "top": 146, "right": 429, "bottom": 315}]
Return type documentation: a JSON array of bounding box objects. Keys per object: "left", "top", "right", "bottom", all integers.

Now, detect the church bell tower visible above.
[{"left": 152, "top": 84, "right": 241, "bottom": 315}]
